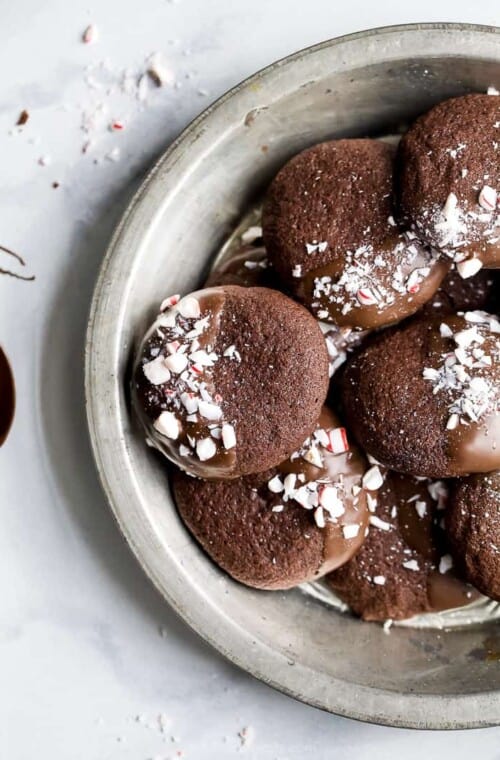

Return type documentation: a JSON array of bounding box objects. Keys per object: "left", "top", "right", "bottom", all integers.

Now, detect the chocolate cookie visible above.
[
  {"left": 398, "top": 93, "right": 500, "bottom": 272},
  {"left": 172, "top": 407, "right": 374, "bottom": 589},
  {"left": 262, "top": 139, "right": 449, "bottom": 329},
  {"left": 446, "top": 471, "right": 500, "bottom": 601},
  {"left": 134, "top": 285, "right": 329, "bottom": 479},
  {"left": 341, "top": 311, "right": 500, "bottom": 478},
  {"left": 327, "top": 472, "right": 477, "bottom": 621},
  {"left": 421, "top": 267, "right": 499, "bottom": 316}
]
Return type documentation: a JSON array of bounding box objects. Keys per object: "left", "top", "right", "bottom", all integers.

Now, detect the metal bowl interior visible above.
[{"left": 85, "top": 24, "right": 500, "bottom": 729}]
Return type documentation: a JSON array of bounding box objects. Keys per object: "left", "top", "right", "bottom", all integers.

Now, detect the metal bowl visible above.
[{"left": 85, "top": 24, "right": 500, "bottom": 728}]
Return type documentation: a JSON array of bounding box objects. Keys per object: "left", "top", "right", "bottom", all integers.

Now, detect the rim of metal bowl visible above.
[{"left": 85, "top": 23, "right": 500, "bottom": 729}]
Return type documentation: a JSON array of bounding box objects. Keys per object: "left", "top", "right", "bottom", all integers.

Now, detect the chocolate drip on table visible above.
[{"left": 0, "top": 348, "right": 15, "bottom": 446}]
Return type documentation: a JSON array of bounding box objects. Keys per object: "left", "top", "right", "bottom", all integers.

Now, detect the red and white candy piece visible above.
[
  {"left": 327, "top": 427, "right": 349, "bottom": 454},
  {"left": 356, "top": 288, "right": 378, "bottom": 306},
  {"left": 478, "top": 185, "right": 497, "bottom": 211},
  {"left": 160, "top": 294, "right": 180, "bottom": 311},
  {"left": 82, "top": 24, "right": 98, "bottom": 44}
]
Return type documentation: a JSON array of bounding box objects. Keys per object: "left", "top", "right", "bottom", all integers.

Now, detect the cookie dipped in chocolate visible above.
[
  {"left": 446, "top": 471, "right": 500, "bottom": 601},
  {"left": 327, "top": 472, "right": 478, "bottom": 621},
  {"left": 172, "top": 406, "right": 372, "bottom": 590},
  {"left": 263, "top": 139, "right": 449, "bottom": 330},
  {"left": 0, "top": 347, "right": 15, "bottom": 446},
  {"left": 341, "top": 311, "right": 500, "bottom": 478},
  {"left": 134, "top": 285, "right": 329, "bottom": 479},
  {"left": 398, "top": 93, "right": 500, "bottom": 270}
]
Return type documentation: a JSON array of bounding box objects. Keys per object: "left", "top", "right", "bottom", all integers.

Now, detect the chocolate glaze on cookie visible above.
[
  {"left": 421, "top": 268, "right": 499, "bottom": 316},
  {"left": 172, "top": 407, "right": 373, "bottom": 589},
  {"left": 341, "top": 311, "right": 500, "bottom": 478},
  {"left": 446, "top": 471, "right": 500, "bottom": 601},
  {"left": 262, "top": 139, "right": 449, "bottom": 329},
  {"left": 327, "top": 472, "right": 478, "bottom": 621},
  {"left": 134, "top": 285, "right": 329, "bottom": 479},
  {"left": 398, "top": 93, "right": 500, "bottom": 272}
]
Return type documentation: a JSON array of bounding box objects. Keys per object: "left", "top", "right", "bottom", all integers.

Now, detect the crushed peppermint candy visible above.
[
  {"left": 265, "top": 423, "right": 370, "bottom": 532},
  {"left": 424, "top": 186, "right": 500, "bottom": 260},
  {"left": 311, "top": 236, "right": 439, "bottom": 319},
  {"left": 139, "top": 294, "right": 239, "bottom": 467},
  {"left": 422, "top": 311, "right": 500, "bottom": 430},
  {"left": 439, "top": 554, "right": 454, "bottom": 574},
  {"left": 305, "top": 240, "right": 328, "bottom": 254}
]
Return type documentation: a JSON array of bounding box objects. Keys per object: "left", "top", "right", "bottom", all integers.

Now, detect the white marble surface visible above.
[{"left": 1, "top": 1, "right": 500, "bottom": 757}]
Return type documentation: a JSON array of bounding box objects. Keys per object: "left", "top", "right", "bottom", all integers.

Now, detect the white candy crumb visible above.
[
  {"left": 238, "top": 725, "right": 255, "bottom": 748},
  {"left": 439, "top": 554, "right": 454, "bottom": 574},
  {"left": 342, "top": 524, "right": 360, "bottom": 540},
  {"left": 373, "top": 575, "right": 386, "bottom": 585},
  {"left": 143, "top": 356, "right": 171, "bottom": 385},
  {"left": 154, "top": 411, "right": 180, "bottom": 440},
  {"left": 369, "top": 515, "right": 392, "bottom": 531},
  {"left": 362, "top": 465, "right": 384, "bottom": 491},
  {"left": 487, "top": 86, "right": 500, "bottom": 95},
  {"left": 196, "top": 437, "right": 216, "bottom": 461},
  {"left": 402, "top": 559, "right": 420, "bottom": 571},
  {"left": 457, "top": 257, "right": 483, "bottom": 279},
  {"left": 241, "top": 225, "right": 262, "bottom": 243},
  {"left": 221, "top": 423, "right": 236, "bottom": 450}
]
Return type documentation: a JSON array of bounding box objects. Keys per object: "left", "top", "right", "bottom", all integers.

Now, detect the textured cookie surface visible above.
[
  {"left": 134, "top": 285, "right": 329, "bottom": 478},
  {"left": 446, "top": 471, "right": 500, "bottom": 601},
  {"left": 397, "top": 93, "right": 500, "bottom": 269},
  {"left": 262, "top": 139, "right": 448, "bottom": 329},
  {"left": 327, "top": 472, "right": 476, "bottom": 621},
  {"left": 340, "top": 311, "right": 500, "bottom": 478},
  {"left": 172, "top": 408, "right": 372, "bottom": 589}
]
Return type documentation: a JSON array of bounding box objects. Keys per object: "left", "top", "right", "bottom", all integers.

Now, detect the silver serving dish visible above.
[{"left": 85, "top": 24, "right": 500, "bottom": 728}]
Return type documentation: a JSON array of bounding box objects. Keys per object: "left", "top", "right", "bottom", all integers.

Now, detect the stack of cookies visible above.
[{"left": 133, "top": 93, "right": 500, "bottom": 622}]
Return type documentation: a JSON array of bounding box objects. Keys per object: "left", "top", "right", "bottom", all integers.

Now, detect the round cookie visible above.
[
  {"left": 341, "top": 310, "right": 500, "bottom": 478},
  {"left": 262, "top": 139, "right": 449, "bottom": 329},
  {"left": 327, "top": 472, "right": 478, "bottom": 621},
  {"left": 134, "top": 285, "right": 329, "bottom": 479},
  {"left": 446, "top": 471, "right": 500, "bottom": 601},
  {"left": 172, "top": 407, "right": 373, "bottom": 589},
  {"left": 397, "top": 93, "right": 500, "bottom": 271},
  {"left": 421, "top": 267, "right": 499, "bottom": 316}
]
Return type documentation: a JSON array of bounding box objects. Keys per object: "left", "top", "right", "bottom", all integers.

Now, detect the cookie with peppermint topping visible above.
[
  {"left": 134, "top": 285, "right": 329, "bottom": 479},
  {"left": 397, "top": 93, "right": 500, "bottom": 272},
  {"left": 327, "top": 472, "right": 477, "bottom": 621},
  {"left": 446, "top": 471, "right": 500, "bottom": 601},
  {"left": 341, "top": 311, "right": 500, "bottom": 478},
  {"left": 262, "top": 139, "right": 448, "bottom": 329},
  {"left": 171, "top": 407, "right": 372, "bottom": 589}
]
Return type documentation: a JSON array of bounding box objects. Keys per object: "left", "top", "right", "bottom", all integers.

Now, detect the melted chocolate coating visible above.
[
  {"left": 0, "top": 348, "right": 15, "bottom": 446},
  {"left": 172, "top": 407, "right": 370, "bottom": 589},
  {"left": 134, "top": 285, "right": 329, "bottom": 479},
  {"left": 327, "top": 472, "right": 478, "bottom": 621},
  {"left": 398, "top": 94, "right": 500, "bottom": 267},
  {"left": 341, "top": 312, "right": 500, "bottom": 478},
  {"left": 263, "top": 138, "right": 449, "bottom": 329},
  {"left": 446, "top": 471, "right": 500, "bottom": 601}
]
